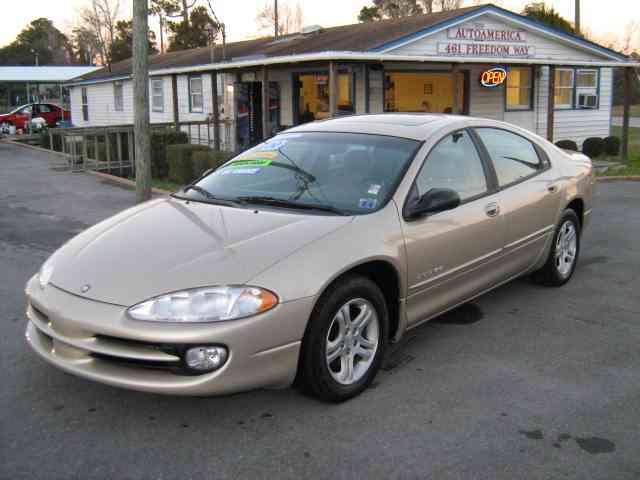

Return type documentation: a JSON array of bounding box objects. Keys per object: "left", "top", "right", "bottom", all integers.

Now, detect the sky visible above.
[{"left": 1, "top": 0, "right": 638, "bottom": 50}]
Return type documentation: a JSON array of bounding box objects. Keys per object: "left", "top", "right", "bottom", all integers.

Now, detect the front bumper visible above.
[{"left": 24, "top": 276, "right": 316, "bottom": 396}]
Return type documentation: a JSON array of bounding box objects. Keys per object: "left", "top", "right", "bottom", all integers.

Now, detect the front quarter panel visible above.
[{"left": 248, "top": 202, "right": 407, "bottom": 304}]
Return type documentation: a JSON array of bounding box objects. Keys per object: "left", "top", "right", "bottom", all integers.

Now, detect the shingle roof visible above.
[{"left": 77, "top": 5, "right": 482, "bottom": 82}]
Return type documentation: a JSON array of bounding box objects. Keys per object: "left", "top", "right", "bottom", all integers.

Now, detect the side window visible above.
[
  {"left": 475, "top": 128, "right": 544, "bottom": 187},
  {"left": 81, "top": 87, "right": 89, "bottom": 121},
  {"left": 416, "top": 130, "right": 487, "bottom": 201},
  {"left": 38, "top": 104, "right": 52, "bottom": 113}
]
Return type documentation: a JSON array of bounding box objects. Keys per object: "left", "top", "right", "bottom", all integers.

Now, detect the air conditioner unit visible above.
[{"left": 578, "top": 93, "right": 597, "bottom": 109}]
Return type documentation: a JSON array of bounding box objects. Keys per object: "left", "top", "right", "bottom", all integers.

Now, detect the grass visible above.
[
  {"left": 595, "top": 126, "right": 640, "bottom": 176},
  {"left": 151, "top": 178, "right": 183, "bottom": 192},
  {"left": 611, "top": 105, "right": 640, "bottom": 117}
]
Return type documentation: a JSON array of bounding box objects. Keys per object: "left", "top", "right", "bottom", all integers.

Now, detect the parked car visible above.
[
  {"left": 0, "top": 103, "right": 70, "bottom": 131},
  {"left": 25, "top": 114, "right": 594, "bottom": 402}
]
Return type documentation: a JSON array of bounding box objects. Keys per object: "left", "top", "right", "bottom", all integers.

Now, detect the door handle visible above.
[
  {"left": 547, "top": 183, "right": 559, "bottom": 193},
  {"left": 485, "top": 202, "right": 500, "bottom": 217}
]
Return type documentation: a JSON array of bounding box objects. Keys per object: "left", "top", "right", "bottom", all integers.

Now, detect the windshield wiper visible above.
[
  {"left": 236, "top": 196, "right": 348, "bottom": 215},
  {"left": 176, "top": 185, "right": 240, "bottom": 206}
]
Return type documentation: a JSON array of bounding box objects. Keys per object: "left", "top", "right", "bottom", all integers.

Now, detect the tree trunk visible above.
[
  {"left": 182, "top": 0, "right": 189, "bottom": 26},
  {"left": 133, "top": 0, "right": 152, "bottom": 202}
]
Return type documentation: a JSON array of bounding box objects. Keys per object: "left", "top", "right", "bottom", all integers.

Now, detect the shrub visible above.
[
  {"left": 150, "top": 129, "right": 189, "bottom": 178},
  {"left": 192, "top": 150, "right": 234, "bottom": 178},
  {"left": 582, "top": 137, "right": 604, "bottom": 158},
  {"left": 167, "top": 144, "right": 211, "bottom": 185},
  {"left": 603, "top": 136, "right": 621, "bottom": 156},
  {"left": 555, "top": 139, "right": 578, "bottom": 151}
]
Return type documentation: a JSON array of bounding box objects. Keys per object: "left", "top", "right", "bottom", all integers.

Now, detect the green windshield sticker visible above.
[{"left": 228, "top": 158, "right": 273, "bottom": 167}]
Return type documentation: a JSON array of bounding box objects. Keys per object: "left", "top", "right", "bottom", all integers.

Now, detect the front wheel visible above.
[
  {"left": 533, "top": 209, "right": 580, "bottom": 286},
  {"left": 297, "top": 275, "right": 388, "bottom": 402}
]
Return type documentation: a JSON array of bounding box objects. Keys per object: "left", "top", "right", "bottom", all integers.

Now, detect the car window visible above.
[
  {"left": 19, "top": 106, "right": 32, "bottom": 115},
  {"left": 415, "top": 130, "right": 487, "bottom": 201},
  {"left": 188, "top": 132, "right": 419, "bottom": 215},
  {"left": 38, "top": 104, "right": 52, "bottom": 113},
  {"left": 475, "top": 128, "right": 543, "bottom": 186}
]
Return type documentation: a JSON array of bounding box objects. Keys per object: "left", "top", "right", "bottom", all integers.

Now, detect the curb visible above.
[
  {"left": 596, "top": 176, "right": 640, "bottom": 182},
  {"left": 2, "top": 139, "right": 70, "bottom": 158},
  {"left": 86, "top": 170, "right": 172, "bottom": 195}
]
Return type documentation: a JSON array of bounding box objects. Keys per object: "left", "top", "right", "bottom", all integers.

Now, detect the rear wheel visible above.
[
  {"left": 297, "top": 275, "right": 388, "bottom": 402},
  {"left": 533, "top": 209, "right": 580, "bottom": 286}
]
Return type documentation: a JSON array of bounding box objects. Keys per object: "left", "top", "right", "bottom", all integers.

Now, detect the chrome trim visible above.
[
  {"left": 504, "top": 225, "right": 554, "bottom": 250},
  {"left": 27, "top": 305, "right": 181, "bottom": 363},
  {"left": 409, "top": 247, "right": 503, "bottom": 291}
]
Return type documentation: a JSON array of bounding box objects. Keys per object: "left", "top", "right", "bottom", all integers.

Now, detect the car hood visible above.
[{"left": 48, "top": 198, "right": 352, "bottom": 306}]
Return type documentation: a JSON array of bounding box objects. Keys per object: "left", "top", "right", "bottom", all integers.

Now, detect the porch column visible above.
[
  {"left": 261, "top": 66, "right": 270, "bottom": 139},
  {"left": 621, "top": 66, "right": 632, "bottom": 164},
  {"left": 329, "top": 61, "right": 338, "bottom": 118},
  {"left": 211, "top": 70, "right": 221, "bottom": 150},
  {"left": 364, "top": 64, "right": 370, "bottom": 114},
  {"left": 451, "top": 64, "right": 460, "bottom": 114},
  {"left": 171, "top": 74, "right": 180, "bottom": 129},
  {"left": 546, "top": 65, "right": 556, "bottom": 142}
]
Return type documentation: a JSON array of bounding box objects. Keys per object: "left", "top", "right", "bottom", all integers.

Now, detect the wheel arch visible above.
[{"left": 309, "top": 258, "right": 405, "bottom": 343}]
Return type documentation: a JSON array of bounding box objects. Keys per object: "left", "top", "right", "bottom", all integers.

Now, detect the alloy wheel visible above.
[
  {"left": 555, "top": 220, "right": 577, "bottom": 277},
  {"left": 325, "top": 298, "right": 379, "bottom": 385}
]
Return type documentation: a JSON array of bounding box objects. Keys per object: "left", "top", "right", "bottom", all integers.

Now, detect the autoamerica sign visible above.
[
  {"left": 447, "top": 25, "right": 527, "bottom": 43},
  {"left": 438, "top": 42, "right": 535, "bottom": 57}
]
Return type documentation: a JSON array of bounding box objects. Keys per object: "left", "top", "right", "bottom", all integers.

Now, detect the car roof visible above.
[
  {"left": 283, "top": 113, "right": 544, "bottom": 143},
  {"left": 284, "top": 114, "right": 472, "bottom": 141}
]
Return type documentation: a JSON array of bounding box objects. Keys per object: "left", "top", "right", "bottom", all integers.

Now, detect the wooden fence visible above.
[{"left": 47, "top": 119, "right": 233, "bottom": 173}]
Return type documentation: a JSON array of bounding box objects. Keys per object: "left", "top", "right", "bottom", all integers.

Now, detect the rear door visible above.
[
  {"left": 472, "top": 127, "right": 561, "bottom": 276},
  {"left": 401, "top": 129, "right": 505, "bottom": 327}
]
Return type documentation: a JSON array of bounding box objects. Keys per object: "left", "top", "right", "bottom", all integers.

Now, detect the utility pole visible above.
[
  {"left": 274, "top": 0, "right": 279, "bottom": 38},
  {"left": 133, "top": 0, "right": 152, "bottom": 202},
  {"left": 575, "top": 0, "right": 581, "bottom": 35}
]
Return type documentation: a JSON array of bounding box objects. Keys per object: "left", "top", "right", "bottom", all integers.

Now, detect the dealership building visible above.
[{"left": 65, "top": 4, "right": 638, "bottom": 153}]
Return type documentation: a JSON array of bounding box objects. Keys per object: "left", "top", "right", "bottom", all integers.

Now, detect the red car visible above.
[{"left": 0, "top": 103, "right": 70, "bottom": 130}]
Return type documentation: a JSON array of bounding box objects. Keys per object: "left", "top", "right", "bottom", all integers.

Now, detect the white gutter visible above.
[{"left": 66, "top": 51, "right": 640, "bottom": 86}]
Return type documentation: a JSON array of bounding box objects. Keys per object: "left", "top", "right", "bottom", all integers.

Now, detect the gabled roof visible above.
[
  {"left": 0, "top": 66, "right": 100, "bottom": 82},
  {"left": 72, "top": 3, "right": 630, "bottom": 85}
]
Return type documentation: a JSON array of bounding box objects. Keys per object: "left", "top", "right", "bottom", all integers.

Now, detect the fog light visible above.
[{"left": 184, "top": 346, "right": 228, "bottom": 372}]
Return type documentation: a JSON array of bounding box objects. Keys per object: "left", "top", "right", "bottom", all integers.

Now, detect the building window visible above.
[
  {"left": 151, "top": 78, "right": 164, "bottom": 112},
  {"left": 114, "top": 82, "right": 124, "bottom": 112},
  {"left": 81, "top": 87, "right": 89, "bottom": 121},
  {"left": 297, "top": 72, "right": 353, "bottom": 122},
  {"left": 189, "top": 75, "right": 203, "bottom": 113},
  {"left": 576, "top": 69, "right": 599, "bottom": 109},
  {"left": 554, "top": 69, "right": 574, "bottom": 109},
  {"left": 505, "top": 67, "right": 533, "bottom": 111}
]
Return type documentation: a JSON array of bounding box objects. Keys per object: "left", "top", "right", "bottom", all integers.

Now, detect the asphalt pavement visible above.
[{"left": 1, "top": 142, "right": 640, "bottom": 479}]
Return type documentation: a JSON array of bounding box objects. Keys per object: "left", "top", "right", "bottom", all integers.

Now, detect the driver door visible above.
[{"left": 401, "top": 129, "right": 505, "bottom": 326}]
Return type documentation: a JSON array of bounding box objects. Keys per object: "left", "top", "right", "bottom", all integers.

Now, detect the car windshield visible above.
[{"left": 180, "top": 132, "right": 420, "bottom": 215}]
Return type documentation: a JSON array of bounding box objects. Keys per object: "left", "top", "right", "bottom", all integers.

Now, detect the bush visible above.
[
  {"left": 582, "top": 137, "right": 605, "bottom": 158},
  {"left": 603, "top": 136, "right": 621, "bottom": 156},
  {"left": 167, "top": 144, "right": 212, "bottom": 185},
  {"left": 555, "top": 139, "right": 578, "bottom": 151},
  {"left": 192, "top": 150, "right": 234, "bottom": 178},
  {"left": 150, "top": 130, "right": 189, "bottom": 178}
]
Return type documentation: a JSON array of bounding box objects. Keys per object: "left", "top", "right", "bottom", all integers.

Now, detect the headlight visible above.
[
  {"left": 127, "top": 286, "right": 278, "bottom": 323},
  {"left": 38, "top": 259, "right": 55, "bottom": 289}
]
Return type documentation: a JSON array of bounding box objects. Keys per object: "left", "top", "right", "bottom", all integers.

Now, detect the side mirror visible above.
[{"left": 404, "top": 188, "right": 461, "bottom": 220}]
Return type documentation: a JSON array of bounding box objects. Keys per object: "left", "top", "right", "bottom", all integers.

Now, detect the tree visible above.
[
  {"left": 150, "top": 0, "right": 180, "bottom": 53},
  {"left": 0, "top": 18, "right": 74, "bottom": 65},
  {"left": 110, "top": 20, "right": 158, "bottom": 63},
  {"left": 78, "top": 0, "right": 122, "bottom": 68},
  {"left": 256, "top": 1, "right": 303, "bottom": 36},
  {"left": 358, "top": 5, "right": 381, "bottom": 22},
  {"left": 374, "top": 0, "right": 423, "bottom": 19},
  {"left": 522, "top": 3, "right": 574, "bottom": 35},
  {"left": 168, "top": 6, "right": 216, "bottom": 51},
  {"left": 71, "top": 27, "right": 102, "bottom": 64}
]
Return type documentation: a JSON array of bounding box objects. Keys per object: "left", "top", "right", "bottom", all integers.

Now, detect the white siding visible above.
[
  {"left": 468, "top": 64, "right": 504, "bottom": 121},
  {"left": 368, "top": 69, "right": 384, "bottom": 114}
]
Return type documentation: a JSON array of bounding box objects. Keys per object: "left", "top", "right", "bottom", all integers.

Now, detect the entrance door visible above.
[
  {"left": 384, "top": 71, "right": 467, "bottom": 114},
  {"left": 236, "top": 82, "right": 263, "bottom": 150}
]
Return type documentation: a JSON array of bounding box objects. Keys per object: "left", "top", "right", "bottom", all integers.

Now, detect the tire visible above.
[
  {"left": 297, "top": 275, "right": 389, "bottom": 402},
  {"left": 533, "top": 209, "right": 581, "bottom": 286}
]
